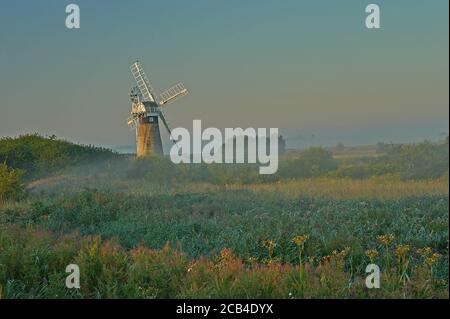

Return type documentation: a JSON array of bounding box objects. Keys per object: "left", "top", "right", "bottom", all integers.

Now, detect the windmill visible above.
[{"left": 127, "top": 61, "right": 188, "bottom": 158}]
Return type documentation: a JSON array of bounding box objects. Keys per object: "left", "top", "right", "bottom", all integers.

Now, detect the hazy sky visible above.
[{"left": 0, "top": 0, "right": 448, "bottom": 149}]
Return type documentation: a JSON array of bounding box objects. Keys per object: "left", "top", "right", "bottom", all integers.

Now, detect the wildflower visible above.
[
  {"left": 292, "top": 235, "right": 310, "bottom": 284},
  {"left": 261, "top": 239, "right": 277, "bottom": 263},
  {"left": 377, "top": 234, "right": 395, "bottom": 271},
  {"left": 266, "top": 256, "right": 281, "bottom": 265},
  {"left": 220, "top": 248, "right": 233, "bottom": 258},
  {"left": 219, "top": 248, "right": 233, "bottom": 260},
  {"left": 417, "top": 247, "right": 432, "bottom": 257},
  {"left": 395, "top": 245, "right": 411, "bottom": 285},
  {"left": 365, "top": 249, "right": 379, "bottom": 261},
  {"left": 266, "top": 240, "right": 276, "bottom": 250},
  {"left": 425, "top": 253, "right": 441, "bottom": 267},
  {"left": 263, "top": 240, "right": 277, "bottom": 255},
  {"left": 395, "top": 244, "right": 410, "bottom": 259},
  {"left": 377, "top": 234, "right": 394, "bottom": 246},
  {"left": 337, "top": 247, "right": 351, "bottom": 259},
  {"left": 292, "top": 235, "right": 309, "bottom": 247}
]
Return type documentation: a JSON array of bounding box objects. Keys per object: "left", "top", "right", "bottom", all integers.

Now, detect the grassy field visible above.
[
  {"left": 0, "top": 136, "right": 448, "bottom": 298},
  {"left": 226, "top": 178, "right": 449, "bottom": 199},
  {"left": 1, "top": 175, "right": 448, "bottom": 298}
]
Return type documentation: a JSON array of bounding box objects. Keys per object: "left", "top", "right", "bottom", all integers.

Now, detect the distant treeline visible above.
[
  {"left": 127, "top": 139, "right": 449, "bottom": 184},
  {"left": 0, "top": 134, "right": 118, "bottom": 177},
  {"left": 281, "top": 139, "right": 448, "bottom": 181},
  {"left": 331, "top": 140, "right": 449, "bottom": 180},
  {"left": 1, "top": 134, "right": 448, "bottom": 197}
]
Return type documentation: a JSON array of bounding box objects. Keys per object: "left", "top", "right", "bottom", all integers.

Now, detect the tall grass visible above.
[
  {"left": 1, "top": 188, "right": 448, "bottom": 285},
  {"left": 0, "top": 226, "right": 447, "bottom": 299},
  {"left": 225, "top": 177, "right": 449, "bottom": 199}
]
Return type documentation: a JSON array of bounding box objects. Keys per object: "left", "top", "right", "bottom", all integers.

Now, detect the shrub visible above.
[
  {"left": 384, "top": 141, "right": 449, "bottom": 180},
  {"left": 0, "top": 162, "right": 25, "bottom": 201},
  {"left": 278, "top": 147, "right": 338, "bottom": 178},
  {"left": 0, "top": 134, "right": 117, "bottom": 177},
  {"left": 127, "top": 244, "right": 188, "bottom": 298},
  {"left": 74, "top": 237, "right": 129, "bottom": 298}
]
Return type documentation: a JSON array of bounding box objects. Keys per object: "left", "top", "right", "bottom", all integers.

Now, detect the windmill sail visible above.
[
  {"left": 160, "top": 83, "right": 188, "bottom": 105},
  {"left": 130, "top": 62, "right": 157, "bottom": 102}
]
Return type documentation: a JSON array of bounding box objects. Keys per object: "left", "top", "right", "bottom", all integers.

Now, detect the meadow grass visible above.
[
  {"left": 26, "top": 173, "right": 449, "bottom": 200},
  {"left": 225, "top": 177, "right": 449, "bottom": 200},
  {"left": 1, "top": 174, "right": 448, "bottom": 299},
  {"left": 1, "top": 136, "right": 448, "bottom": 298},
  {"left": 0, "top": 225, "right": 447, "bottom": 299}
]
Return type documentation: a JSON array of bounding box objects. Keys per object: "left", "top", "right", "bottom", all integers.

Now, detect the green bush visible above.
[
  {"left": 383, "top": 141, "right": 449, "bottom": 180},
  {"left": 278, "top": 147, "right": 338, "bottom": 179},
  {"left": 331, "top": 140, "right": 448, "bottom": 180},
  {"left": 0, "top": 162, "right": 25, "bottom": 201},
  {"left": 0, "top": 134, "right": 117, "bottom": 177}
]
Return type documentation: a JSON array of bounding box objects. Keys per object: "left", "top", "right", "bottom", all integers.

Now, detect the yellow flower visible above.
[
  {"left": 425, "top": 253, "right": 441, "bottom": 267},
  {"left": 417, "top": 247, "right": 432, "bottom": 257},
  {"left": 292, "top": 235, "right": 309, "bottom": 246},
  {"left": 219, "top": 248, "right": 233, "bottom": 259},
  {"left": 377, "top": 234, "right": 394, "bottom": 246},
  {"left": 365, "top": 249, "right": 379, "bottom": 261},
  {"left": 395, "top": 244, "right": 410, "bottom": 259},
  {"left": 266, "top": 240, "right": 276, "bottom": 249},
  {"left": 336, "top": 247, "right": 351, "bottom": 259}
]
